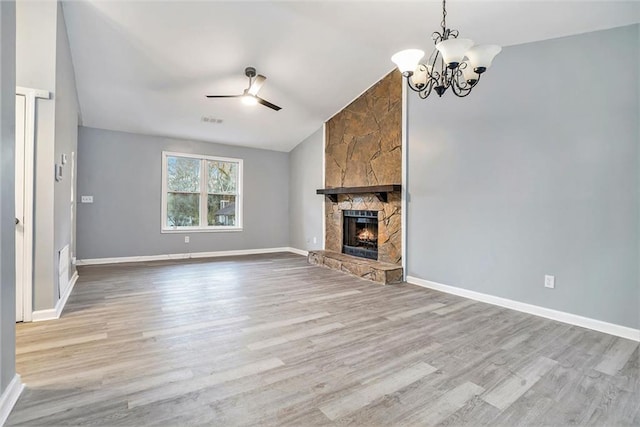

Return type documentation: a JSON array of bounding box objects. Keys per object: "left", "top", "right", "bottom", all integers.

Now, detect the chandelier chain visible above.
[{"left": 441, "top": 0, "right": 447, "bottom": 33}]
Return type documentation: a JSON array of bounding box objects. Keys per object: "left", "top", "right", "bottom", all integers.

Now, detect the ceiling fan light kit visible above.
[
  {"left": 206, "top": 66, "right": 282, "bottom": 111},
  {"left": 241, "top": 91, "right": 259, "bottom": 106},
  {"left": 392, "top": 0, "right": 501, "bottom": 99}
]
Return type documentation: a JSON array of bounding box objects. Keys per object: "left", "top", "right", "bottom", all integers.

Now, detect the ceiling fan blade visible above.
[
  {"left": 248, "top": 75, "right": 266, "bottom": 96},
  {"left": 205, "top": 94, "right": 242, "bottom": 98},
  {"left": 255, "top": 96, "right": 282, "bottom": 111}
]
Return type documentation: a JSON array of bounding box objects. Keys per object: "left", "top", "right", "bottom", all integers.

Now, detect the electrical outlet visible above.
[
  {"left": 313, "top": 237, "right": 317, "bottom": 244},
  {"left": 544, "top": 275, "right": 555, "bottom": 289},
  {"left": 184, "top": 236, "right": 190, "bottom": 244},
  {"left": 80, "top": 196, "right": 93, "bottom": 203}
]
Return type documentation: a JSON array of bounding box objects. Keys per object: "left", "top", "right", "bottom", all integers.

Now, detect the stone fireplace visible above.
[
  {"left": 325, "top": 192, "right": 401, "bottom": 265},
  {"left": 308, "top": 70, "right": 403, "bottom": 284}
]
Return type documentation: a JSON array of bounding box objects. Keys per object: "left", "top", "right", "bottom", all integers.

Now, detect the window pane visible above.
[
  {"left": 167, "top": 193, "right": 200, "bottom": 227},
  {"left": 167, "top": 156, "right": 200, "bottom": 192},
  {"left": 207, "top": 160, "right": 237, "bottom": 194},
  {"left": 208, "top": 195, "right": 236, "bottom": 226}
]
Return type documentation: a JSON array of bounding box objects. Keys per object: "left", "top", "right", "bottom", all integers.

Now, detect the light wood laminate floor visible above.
[{"left": 7, "top": 253, "right": 640, "bottom": 426}]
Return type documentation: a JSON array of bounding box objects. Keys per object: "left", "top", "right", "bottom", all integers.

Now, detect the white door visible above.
[{"left": 15, "top": 94, "right": 26, "bottom": 322}]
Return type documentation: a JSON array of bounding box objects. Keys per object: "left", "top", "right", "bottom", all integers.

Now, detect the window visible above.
[{"left": 162, "top": 151, "right": 242, "bottom": 232}]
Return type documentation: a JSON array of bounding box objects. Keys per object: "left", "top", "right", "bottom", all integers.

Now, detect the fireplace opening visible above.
[{"left": 343, "top": 210, "right": 378, "bottom": 260}]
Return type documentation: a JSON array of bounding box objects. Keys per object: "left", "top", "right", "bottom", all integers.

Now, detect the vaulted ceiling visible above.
[{"left": 62, "top": 1, "right": 640, "bottom": 152}]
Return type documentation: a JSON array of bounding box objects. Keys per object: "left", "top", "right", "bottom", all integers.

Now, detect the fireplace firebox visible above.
[{"left": 343, "top": 210, "right": 378, "bottom": 260}]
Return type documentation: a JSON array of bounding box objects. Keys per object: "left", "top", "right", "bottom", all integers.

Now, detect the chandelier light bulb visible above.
[
  {"left": 465, "top": 45, "right": 502, "bottom": 73},
  {"left": 410, "top": 64, "right": 430, "bottom": 89},
  {"left": 435, "top": 38, "right": 474, "bottom": 68},
  {"left": 460, "top": 62, "right": 479, "bottom": 84},
  {"left": 391, "top": 49, "right": 425, "bottom": 76}
]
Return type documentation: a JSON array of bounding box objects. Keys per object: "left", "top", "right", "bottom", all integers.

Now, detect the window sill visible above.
[{"left": 161, "top": 227, "right": 243, "bottom": 234}]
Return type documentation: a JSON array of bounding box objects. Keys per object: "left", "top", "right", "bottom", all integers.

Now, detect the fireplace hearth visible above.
[{"left": 343, "top": 210, "right": 378, "bottom": 260}]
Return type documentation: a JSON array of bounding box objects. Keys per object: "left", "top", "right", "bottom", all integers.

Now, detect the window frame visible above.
[{"left": 161, "top": 151, "right": 243, "bottom": 233}]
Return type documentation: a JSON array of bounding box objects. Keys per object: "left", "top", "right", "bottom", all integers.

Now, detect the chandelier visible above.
[{"left": 391, "top": 0, "right": 501, "bottom": 98}]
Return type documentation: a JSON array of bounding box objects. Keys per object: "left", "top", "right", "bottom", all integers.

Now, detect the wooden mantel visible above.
[{"left": 316, "top": 184, "right": 401, "bottom": 203}]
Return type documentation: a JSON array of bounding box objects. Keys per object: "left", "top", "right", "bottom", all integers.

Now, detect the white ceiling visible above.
[{"left": 62, "top": 1, "right": 640, "bottom": 152}]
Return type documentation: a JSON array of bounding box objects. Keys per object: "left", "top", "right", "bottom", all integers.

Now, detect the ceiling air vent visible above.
[{"left": 201, "top": 116, "right": 223, "bottom": 124}]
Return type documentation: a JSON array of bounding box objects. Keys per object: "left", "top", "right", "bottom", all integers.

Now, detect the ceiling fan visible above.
[{"left": 206, "top": 67, "right": 282, "bottom": 111}]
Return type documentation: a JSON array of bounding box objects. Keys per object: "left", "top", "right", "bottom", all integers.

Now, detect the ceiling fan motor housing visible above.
[{"left": 245, "top": 67, "right": 257, "bottom": 78}]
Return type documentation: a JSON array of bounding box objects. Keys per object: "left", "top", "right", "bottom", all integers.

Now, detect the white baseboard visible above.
[
  {"left": 32, "top": 271, "right": 79, "bottom": 322},
  {"left": 0, "top": 374, "right": 23, "bottom": 426},
  {"left": 287, "top": 247, "right": 309, "bottom": 256},
  {"left": 406, "top": 275, "right": 640, "bottom": 342},
  {"left": 77, "top": 247, "right": 302, "bottom": 266},
  {"left": 58, "top": 271, "right": 79, "bottom": 316},
  {"left": 30, "top": 307, "right": 57, "bottom": 322}
]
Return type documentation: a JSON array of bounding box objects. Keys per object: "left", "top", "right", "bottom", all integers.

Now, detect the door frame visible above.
[
  {"left": 16, "top": 86, "right": 49, "bottom": 322},
  {"left": 15, "top": 93, "right": 25, "bottom": 322}
]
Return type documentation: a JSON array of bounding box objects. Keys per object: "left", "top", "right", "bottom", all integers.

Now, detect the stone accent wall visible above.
[
  {"left": 325, "top": 70, "right": 402, "bottom": 187},
  {"left": 324, "top": 70, "right": 402, "bottom": 265}
]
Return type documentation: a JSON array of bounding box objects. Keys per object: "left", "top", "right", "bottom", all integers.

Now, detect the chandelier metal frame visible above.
[
  {"left": 410, "top": 0, "right": 477, "bottom": 98},
  {"left": 394, "top": 0, "right": 500, "bottom": 99}
]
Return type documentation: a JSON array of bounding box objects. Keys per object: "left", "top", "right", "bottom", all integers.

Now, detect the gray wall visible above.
[
  {"left": 53, "top": 2, "right": 79, "bottom": 288},
  {"left": 637, "top": 25, "right": 640, "bottom": 325},
  {"left": 0, "top": 0, "right": 16, "bottom": 392},
  {"left": 77, "top": 127, "right": 290, "bottom": 259},
  {"left": 15, "top": 1, "right": 55, "bottom": 89},
  {"left": 16, "top": 0, "right": 57, "bottom": 310},
  {"left": 15, "top": 1, "right": 79, "bottom": 310},
  {"left": 407, "top": 24, "right": 639, "bottom": 329},
  {"left": 289, "top": 127, "right": 324, "bottom": 251}
]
